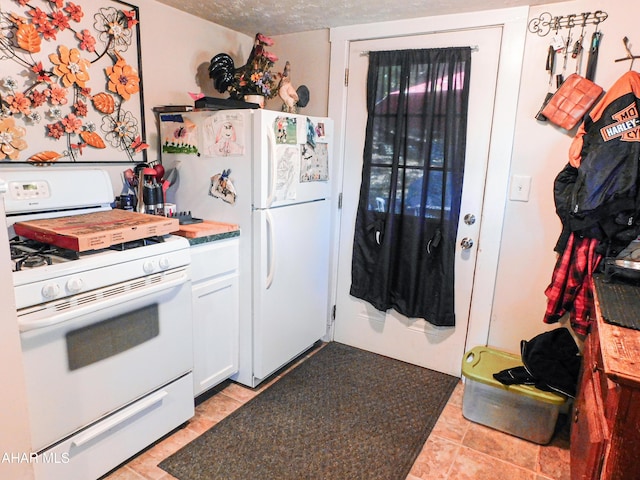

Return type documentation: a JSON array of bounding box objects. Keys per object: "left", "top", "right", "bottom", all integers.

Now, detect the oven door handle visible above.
[
  {"left": 18, "top": 270, "right": 188, "bottom": 333},
  {"left": 70, "top": 389, "right": 169, "bottom": 448}
]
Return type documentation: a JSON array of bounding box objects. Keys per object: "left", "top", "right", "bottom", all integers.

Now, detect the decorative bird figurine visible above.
[
  {"left": 208, "top": 33, "right": 276, "bottom": 99},
  {"left": 278, "top": 61, "right": 299, "bottom": 113}
]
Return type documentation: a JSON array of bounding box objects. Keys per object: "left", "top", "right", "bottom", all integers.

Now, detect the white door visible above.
[{"left": 334, "top": 28, "right": 502, "bottom": 377}]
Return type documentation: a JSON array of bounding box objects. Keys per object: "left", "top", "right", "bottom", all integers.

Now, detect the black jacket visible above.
[{"left": 553, "top": 71, "right": 640, "bottom": 256}]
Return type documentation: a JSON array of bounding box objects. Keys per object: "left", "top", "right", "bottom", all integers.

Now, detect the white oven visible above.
[
  {"left": 20, "top": 264, "right": 192, "bottom": 451},
  {"left": 3, "top": 168, "right": 194, "bottom": 480}
]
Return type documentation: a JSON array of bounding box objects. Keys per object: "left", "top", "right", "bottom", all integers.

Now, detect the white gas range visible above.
[{"left": 3, "top": 168, "right": 194, "bottom": 480}]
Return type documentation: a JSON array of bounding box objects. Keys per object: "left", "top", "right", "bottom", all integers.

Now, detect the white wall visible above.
[
  {"left": 268, "top": 30, "right": 331, "bottom": 117},
  {"left": 130, "top": 0, "right": 251, "bottom": 159},
  {"left": 133, "top": 3, "right": 329, "bottom": 160},
  {"left": 489, "top": 0, "right": 636, "bottom": 352}
]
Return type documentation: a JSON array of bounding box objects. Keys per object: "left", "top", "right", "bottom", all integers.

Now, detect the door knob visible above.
[
  {"left": 460, "top": 238, "right": 474, "bottom": 250},
  {"left": 464, "top": 214, "right": 476, "bottom": 225}
]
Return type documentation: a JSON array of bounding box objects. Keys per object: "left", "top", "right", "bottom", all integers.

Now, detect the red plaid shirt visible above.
[{"left": 544, "top": 232, "right": 602, "bottom": 336}]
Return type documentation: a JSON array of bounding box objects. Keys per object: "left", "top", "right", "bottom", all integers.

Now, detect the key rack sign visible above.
[
  {"left": 0, "top": 0, "right": 148, "bottom": 164},
  {"left": 528, "top": 11, "right": 608, "bottom": 37}
]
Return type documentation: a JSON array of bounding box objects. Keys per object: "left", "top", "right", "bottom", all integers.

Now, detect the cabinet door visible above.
[
  {"left": 602, "top": 387, "right": 640, "bottom": 480},
  {"left": 192, "top": 273, "right": 239, "bottom": 396},
  {"left": 571, "top": 355, "right": 607, "bottom": 480}
]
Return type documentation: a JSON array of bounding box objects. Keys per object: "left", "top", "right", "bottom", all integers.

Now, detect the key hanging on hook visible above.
[
  {"left": 572, "top": 12, "right": 589, "bottom": 76},
  {"left": 557, "top": 15, "right": 575, "bottom": 87},
  {"left": 584, "top": 29, "right": 602, "bottom": 81}
]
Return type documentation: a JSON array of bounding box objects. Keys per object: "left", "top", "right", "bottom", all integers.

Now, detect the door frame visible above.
[{"left": 326, "top": 7, "right": 529, "bottom": 349}]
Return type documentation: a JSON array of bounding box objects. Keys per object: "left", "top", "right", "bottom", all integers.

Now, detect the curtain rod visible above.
[{"left": 359, "top": 45, "right": 479, "bottom": 57}]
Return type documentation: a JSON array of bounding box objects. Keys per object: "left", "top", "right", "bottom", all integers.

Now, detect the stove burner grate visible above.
[
  {"left": 14, "top": 253, "right": 53, "bottom": 271},
  {"left": 109, "top": 236, "right": 165, "bottom": 251},
  {"left": 9, "top": 235, "right": 170, "bottom": 272},
  {"left": 10, "top": 236, "right": 81, "bottom": 270},
  {"left": 37, "top": 244, "right": 81, "bottom": 261}
]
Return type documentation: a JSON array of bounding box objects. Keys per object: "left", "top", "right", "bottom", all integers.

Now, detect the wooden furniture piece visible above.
[{"left": 571, "top": 277, "right": 640, "bottom": 479}]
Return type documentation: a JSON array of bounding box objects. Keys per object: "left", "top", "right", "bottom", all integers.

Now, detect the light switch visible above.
[{"left": 509, "top": 175, "right": 531, "bottom": 202}]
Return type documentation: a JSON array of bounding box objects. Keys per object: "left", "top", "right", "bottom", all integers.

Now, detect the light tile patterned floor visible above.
[{"left": 103, "top": 349, "right": 571, "bottom": 480}]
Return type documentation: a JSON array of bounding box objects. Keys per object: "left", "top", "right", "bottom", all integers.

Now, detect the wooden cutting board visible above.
[{"left": 174, "top": 221, "right": 239, "bottom": 238}]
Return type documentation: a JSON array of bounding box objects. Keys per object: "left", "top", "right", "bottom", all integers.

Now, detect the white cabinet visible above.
[{"left": 190, "top": 237, "right": 239, "bottom": 396}]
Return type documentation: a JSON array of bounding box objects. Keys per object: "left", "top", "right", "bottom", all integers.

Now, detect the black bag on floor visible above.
[{"left": 494, "top": 328, "right": 582, "bottom": 398}]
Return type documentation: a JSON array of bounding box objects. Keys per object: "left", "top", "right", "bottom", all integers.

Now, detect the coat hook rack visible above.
[
  {"left": 528, "top": 10, "right": 608, "bottom": 37},
  {"left": 615, "top": 37, "right": 640, "bottom": 70}
]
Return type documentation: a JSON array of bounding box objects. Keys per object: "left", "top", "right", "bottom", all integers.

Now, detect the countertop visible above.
[
  {"left": 592, "top": 274, "right": 640, "bottom": 387},
  {"left": 171, "top": 219, "right": 240, "bottom": 245},
  {"left": 186, "top": 229, "right": 240, "bottom": 246}
]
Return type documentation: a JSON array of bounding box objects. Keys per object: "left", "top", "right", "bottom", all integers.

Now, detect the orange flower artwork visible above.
[
  {"left": 0, "top": 117, "right": 28, "bottom": 161},
  {"left": 48, "top": 45, "right": 91, "bottom": 88},
  {"left": 105, "top": 54, "right": 140, "bottom": 101},
  {"left": 0, "top": 1, "right": 147, "bottom": 163},
  {"left": 61, "top": 113, "right": 83, "bottom": 134},
  {"left": 6, "top": 92, "right": 32, "bottom": 116},
  {"left": 47, "top": 85, "right": 68, "bottom": 105}
]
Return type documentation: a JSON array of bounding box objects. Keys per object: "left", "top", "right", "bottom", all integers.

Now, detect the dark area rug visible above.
[{"left": 159, "top": 341, "right": 459, "bottom": 480}]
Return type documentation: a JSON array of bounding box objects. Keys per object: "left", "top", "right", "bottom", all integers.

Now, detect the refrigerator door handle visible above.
[
  {"left": 266, "top": 130, "right": 277, "bottom": 208},
  {"left": 265, "top": 209, "right": 276, "bottom": 289}
]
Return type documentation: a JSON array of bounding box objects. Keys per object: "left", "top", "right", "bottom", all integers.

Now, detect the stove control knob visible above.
[
  {"left": 143, "top": 260, "right": 156, "bottom": 274},
  {"left": 158, "top": 257, "right": 170, "bottom": 270},
  {"left": 66, "top": 277, "right": 84, "bottom": 294},
  {"left": 42, "top": 283, "right": 61, "bottom": 300}
]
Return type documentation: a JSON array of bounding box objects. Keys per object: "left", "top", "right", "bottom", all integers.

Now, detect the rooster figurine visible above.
[
  {"left": 208, "top": 33, "right": 276, "bottom": 99},
  {"left": 278, "top": 61, "right": 299, "bottom": 113}
]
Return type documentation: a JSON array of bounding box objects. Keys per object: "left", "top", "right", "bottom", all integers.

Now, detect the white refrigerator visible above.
[{"left": 159, "top": 108, "right": 332, "bottom": 387}]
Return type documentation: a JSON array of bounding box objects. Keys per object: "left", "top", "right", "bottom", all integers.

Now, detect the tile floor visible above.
[{"left": 103, "top": 347, "right": 571, "bottom": 480}]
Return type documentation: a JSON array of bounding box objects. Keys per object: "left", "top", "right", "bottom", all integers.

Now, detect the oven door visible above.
[{"left": 18, "top": 267, "right": 192, "bottom": 451}]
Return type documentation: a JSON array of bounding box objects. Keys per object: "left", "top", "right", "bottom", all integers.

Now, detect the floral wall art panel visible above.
[{"left": 0, "top": 0, "right": 148, "bottom": 164}]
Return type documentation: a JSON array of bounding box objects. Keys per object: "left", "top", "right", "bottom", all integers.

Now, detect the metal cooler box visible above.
[{"left": 461, "top": 346, "right": 567, "bottom": 444}]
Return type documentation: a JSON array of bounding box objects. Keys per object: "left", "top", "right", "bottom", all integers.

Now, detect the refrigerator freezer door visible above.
[
  {"left": 252, "top": 200, "right": 330, "bottom": 381},
  {"left": 253, "top": 111, "right": 332, "bottom": 209}
]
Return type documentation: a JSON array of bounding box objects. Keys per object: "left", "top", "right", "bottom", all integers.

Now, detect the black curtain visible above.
[{"left": 350, "top": 47, "right": 471, "bottom": 326}]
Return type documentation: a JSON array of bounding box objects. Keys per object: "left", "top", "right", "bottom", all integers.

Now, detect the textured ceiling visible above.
[{"left": 153, "top": 0, "right": 568, "bottom": 36}]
